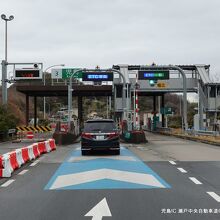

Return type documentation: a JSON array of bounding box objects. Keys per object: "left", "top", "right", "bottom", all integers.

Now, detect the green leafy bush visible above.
[
  {"left": 168, "top": 115, "right": 182, "bottom": 128},
  {"left": 0, "top": 105, "right": 19, "bottom": 132}
]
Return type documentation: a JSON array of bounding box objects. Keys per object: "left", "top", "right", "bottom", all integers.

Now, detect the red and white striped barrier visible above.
[
  {"left": 21, "top": 147, "right": 31, "bottom": 163},
  {"left": 8, "top": 151, "right": 20, "bottom": 170},
  {"left": 15, "top": 149, "right": 25, "bottom": 167},
  {"left": 38, "top": 142, "right": 47, "bottom": 155},
  {"left": 0, "top": 154, "right": 13, "bottom": 177},
  {"left": 27, "top": 145, "right": 35, "bottom": 160},
  {"left": 0, "top": 155, "right": 11, "bottom": 177},
  {"left": 45, "top": 141, "right": 52, "bottom": 152},
  {"left": 0, "top": 139, "right": 56, "bottom": 178},
  {"left": 48, "top": 139, "right": 56, "bottom": 151},
  {"left": 32, "top": 144, "right": 40, "bottom": 158}
]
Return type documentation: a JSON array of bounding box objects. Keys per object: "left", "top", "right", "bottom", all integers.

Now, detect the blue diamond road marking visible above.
[{"left": 45, "top": 147, "right": 171, "bottom": 190}]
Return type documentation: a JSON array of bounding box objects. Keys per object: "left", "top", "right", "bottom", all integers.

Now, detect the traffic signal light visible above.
[{"left": 149, "top": 80, "right": 157, "bottom": 87}]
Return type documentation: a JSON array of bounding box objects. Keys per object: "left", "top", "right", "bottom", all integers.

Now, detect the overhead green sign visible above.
[
  {"left": 160, "top": 107, "right": 172, "bottom": 115},
  {"left": 62, "top": 69, "right": 82, "bottom": 79}
]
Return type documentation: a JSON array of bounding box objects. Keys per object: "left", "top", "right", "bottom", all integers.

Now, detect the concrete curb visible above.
[{"left": 158, "top": 132, "right": 220, "bottom": 147}]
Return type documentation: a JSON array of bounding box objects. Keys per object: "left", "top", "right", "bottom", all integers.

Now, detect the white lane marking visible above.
[
  {"left": 85, "top": 197, "right": 112, "bottom": 220},
  {"left": 68, "top": 156, "right": 137, "bottom": 162},
  {"left": 177, "top": 168, "right": 187, "bottom": 173},
  {"left": 50, "top": 168, "right": 166, "bottom": 189},
  {"left": 18, "top": 169, "right": 28, "bottom": 175},
  {"left": 1, "top": 179, "right": 15, "bottom": 187},
  {"left": 189, "top": 177, "right": 202, "bottom": 185},
  {"left": 169, "top": 161, "right": 176, "bottom": 165},
  {"left": 207, "top": 192, "right": 220, "bottom": 202},
  {"left": 30, "top": 160, "right": 40, "bottom": 167}
]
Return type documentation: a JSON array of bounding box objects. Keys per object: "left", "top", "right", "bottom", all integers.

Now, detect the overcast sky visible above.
[{"left": 1, "top": 0, "right": 220, "bottom": 84}]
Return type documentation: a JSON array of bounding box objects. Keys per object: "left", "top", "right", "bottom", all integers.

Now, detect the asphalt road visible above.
[{"left": 0, "top": 132, "right": 220, "bottom": 220}]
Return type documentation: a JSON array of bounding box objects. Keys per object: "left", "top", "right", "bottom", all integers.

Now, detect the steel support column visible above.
[
  {"left": 162, "top": 94, "right": 165, "bottom": 127},
  {"left": 78, "top": 96, "right": 83, "bottom": 129},
  {"left": 153, "top": 95, "right": 156, "bottom": 113},
  {"left": 34, "top": 96, "right": 37, "bottom": 127},
  {"left": 25, "top": 94, "right": 29, "bottom": 126},
  {"left": 1, "top": 60, "right": 7, "bottom": 105}
]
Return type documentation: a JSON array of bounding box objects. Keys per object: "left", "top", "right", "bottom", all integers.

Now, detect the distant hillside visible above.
[{"left": 0, "top": 84, "right": 32, "bottom": 125}]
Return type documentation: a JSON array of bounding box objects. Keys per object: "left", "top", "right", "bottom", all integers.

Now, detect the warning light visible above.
[
  {"left": 157, "top": 82, "right": 166, "bottom": 88},
  {"left": 149, "top": 80, "right": 157, "bottom": 87}
]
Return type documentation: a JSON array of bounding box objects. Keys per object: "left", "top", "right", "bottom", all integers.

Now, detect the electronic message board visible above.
[
  {"left": 138, "top": 70, "right": 169, "bottom": 80},
  {"left": 82, "top": 72, "right": 113, "bottom": 81},
  {"left": 14, "top": 69, "right": 42, "bottom": 80}
]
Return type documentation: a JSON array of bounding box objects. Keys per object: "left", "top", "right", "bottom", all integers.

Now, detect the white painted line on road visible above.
[
  {"left": 189, "top": 177, "right": 202, "bottom": 185},
  {"left": 177, "top": 168, "right": 187, "bottom": 173},
  {"left": 69, "top": 155, "right": 137, "bottom": 162},
  {"left": 169, "top": 161, "right": 176, "bottom": 165},
  {"left": 18, "top": 169, "right": 28, "bottom": 175},
  {"left": 207, "top": 192, "right": 220, "bottom": 203},
  {"left": 1, "top": 179, "right": 15, "bottom": 187},
  {"left": 30, "top": 160, "right": 40, "bottom": 167}
]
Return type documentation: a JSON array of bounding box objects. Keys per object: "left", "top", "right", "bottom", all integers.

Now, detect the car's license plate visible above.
[{"left": 96, "top": 135, "right": 104, "bottom": 140}]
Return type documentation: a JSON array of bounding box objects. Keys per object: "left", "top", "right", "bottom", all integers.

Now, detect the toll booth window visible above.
[
  {"left": 116, "top": 85, "right": 129, "bottom": 98},
  {"left": 116, "top": 86, "right": 123, "bottom": 98},
  {"left": 210, "top": 86, "right": 215, "bottom": 97}
]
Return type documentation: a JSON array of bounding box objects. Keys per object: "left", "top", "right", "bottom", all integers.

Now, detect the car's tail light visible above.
[
  {"left": 108, "top": 132, "right": 119, "bottom": 139},
  {"left": 81, "top": 132, "right": 93, "bottom": 139}
]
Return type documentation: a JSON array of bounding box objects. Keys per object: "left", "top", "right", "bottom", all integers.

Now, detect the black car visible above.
[{"left": 81, "top": 119, "right": 120, "bottom": 155}]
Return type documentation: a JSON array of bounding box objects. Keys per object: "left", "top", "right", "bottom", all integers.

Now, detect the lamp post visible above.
[
  {"left": 1, "top": 14, "right": 14, "bottom": 105},
  {"left": 43, "top": 64, "right": 65, "bottom": 119}
]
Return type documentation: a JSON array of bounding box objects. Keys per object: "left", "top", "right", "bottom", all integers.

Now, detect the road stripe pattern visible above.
[
  {"left": 1, "top": 179, "right": 15, "bottom": 187},
  {"left": 177, "top": 168, "right": 187, "bottom": 173},
  {"left": 30, "top": 160, "right": 40, "bottom": 167},
  {"left": 189, "top": 177, "right": 202, "bottom": 185},
  {"left": 45, "top": 147, "right": 171, "bottom": 190},
  {"left": 207, "top": 192, "right": 220, "bottom": 203},
  {"left": 18, "top": 169, "right": 29, "bottom": 175},
  {"left": 169, "top": 160, "right": 220, "bottom": 203}
]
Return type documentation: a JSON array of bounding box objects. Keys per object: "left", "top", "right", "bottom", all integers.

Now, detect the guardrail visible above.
[
  {"left": 142, "top": 126, "right": 173, "bottom": 133},
  {"left": 156, "top": 127, "right": 173, "bottom": 133},
  {"left": 186, "top": 129, "right": 219, "bottom": 136}
]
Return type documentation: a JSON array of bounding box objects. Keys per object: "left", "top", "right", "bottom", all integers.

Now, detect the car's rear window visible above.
[{"left": 84, "top": 121, "right": 116, "bottom": 132}]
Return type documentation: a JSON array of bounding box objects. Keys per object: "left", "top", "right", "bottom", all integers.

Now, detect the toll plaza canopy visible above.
[
  {"left": 16, "top": 84, "right": 113, "bottom": 97},
  {"left": 16, "top": 83, "right": 113, "bottom": 126}
]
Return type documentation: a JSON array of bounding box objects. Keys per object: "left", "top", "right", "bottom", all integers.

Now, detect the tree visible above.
[{"left": 0, "top": 105, "right": 19, "bottom": 133}]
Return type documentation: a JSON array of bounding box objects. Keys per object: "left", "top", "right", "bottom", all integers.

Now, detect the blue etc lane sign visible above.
[
  {"left": 82, "top": 72, "right": 113, "bottom": 81},
  {"left": 138, "top": 70, "right": 170, "bottom": 80}
]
